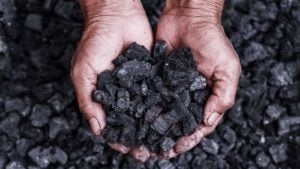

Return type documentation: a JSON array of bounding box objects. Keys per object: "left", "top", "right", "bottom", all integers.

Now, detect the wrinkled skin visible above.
[{"left": 71, "top": 0, "right": 241, "bottom": 161}]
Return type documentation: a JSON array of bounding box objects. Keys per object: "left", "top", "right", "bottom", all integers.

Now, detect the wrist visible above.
[
  {"left": 80, "top": 0, "right": 142, "bottom": 21},
  {"left": 164, "top": 0, "right": 224, "bottom": 24}
]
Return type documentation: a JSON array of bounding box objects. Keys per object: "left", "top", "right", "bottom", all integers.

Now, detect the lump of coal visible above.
[
  {"left": 119, "top": 125, "right": 136, "bottom": 147},
  {"left": 28, "top": 146, "right": 68, "bottom": 168},
  {"left": 102, "top": 125, "right": 121, "bottom": 143},
  {"left": 160, "top": 137, "right": 175, "bottom": 152},
  {"left": 16, "top": 138, "right": 34, "bottom": 157},
  {"left": 5, "top": 161, "right": 26, "bottom": 169},
  {"left": 255, "top": 151, "right": 271, "bottom": 168},
  {"left": 201, "top": 138, "right": 219, "bottom": 155},
  {"left": 49, "top": 117, "right": 70, "bottom": 139},
  {"left": 93, "top": 42, "right": 209, "bottom": 152},
  {"left": 278, "top": 116, "right": 300, "bottom": 135},
  {"left": 4, "top": 98, "right": 26, "bottom": 113},
  {"left": 265, "top": 104, "right": 285, "bottom": 120},
  {"left": 0, "top": 113, "right": 20, "bottom": 137},
  {"left": 30, "top": 104, "right": 51, "bottom": 127},
  {"left": 24, "top": 14, "right": 42, "bottom": 31},
  {"left": 268, "top": 143, "right": 288, "bottom": 163},
  {"left": 151, "top": 110, "right": 179, "bottom": 135}
]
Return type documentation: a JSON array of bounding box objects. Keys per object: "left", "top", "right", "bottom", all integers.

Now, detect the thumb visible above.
[
  {"left": 71, "top": 64, "right": 106, "bottom": 135},
  {"left": 203, "top": 55, "right": 241, "bottom": 126}
]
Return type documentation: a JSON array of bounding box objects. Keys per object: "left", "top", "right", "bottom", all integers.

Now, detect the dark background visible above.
[{"left": 0, "top": 0, "right": 300, "bottom": 168}]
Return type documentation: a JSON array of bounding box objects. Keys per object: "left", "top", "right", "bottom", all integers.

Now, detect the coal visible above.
[
  {"left": 278, "top": 116, "right": 300, "bottom": 135},
  {"left": 93, "top": 41, "right": 209, "bottom": 151},
  {"left": 0, "top": 134, "right": 13, "bottom": 152},
  {"left": 200, "top": 138, "right": 219, "bottom": 155},
  {"left": 24, "top": 14, "right": 42, "bottom": 31},
  {"left": 255, "top": 151, "right": 270, "bottom": 168},
  {"left": 0, "top": 156, "right": 7, "bottom": 169},
  {"left": 5, "top": 161, "right": 26, "bottom": 169},
  {"left": 30, "top": 104, "right": 51, "bottom": 127},
  {"left": 265, "top": 104, "right": 285, "bottom": 120},
  {"left": 102, "top": 125, "right": 120, "bottom": 143},
  {"left": 4, "top": 98, "right": 26, "bottom": 113},
  {"left": 49, "top": 117, "right": 70, "bottom": 139},
  {"left": 268, "top": 143, "right": 288, "bottom": 164},
  {"left": 28, "top": 146, "right": 68, "bottom": 168},
  {"left": 156, "top": 160, "right": 176, "bottom": 169},
  {"left": 119, "top": 125, "right": 136, "bottom": 147},
  {"left": 16, "top": 138, "right": 35, "bottom": 156},
  {"left": 0, "top": 0, "right": 300, "bottom": 168},
  {"left": 47, "top": 93, "right": 68, "bottom": 113},
  {"left": 160, "top": 137, "right": 175, "bottom": 152},
  {"left": 31, "top": 83, "right": 55, "bottom": 102},
  {"left": 0, "top": 113, "right": 20, "bottom": 137},
  {"left": 54, "top": 0, "right": 75, "bottom": 19}
]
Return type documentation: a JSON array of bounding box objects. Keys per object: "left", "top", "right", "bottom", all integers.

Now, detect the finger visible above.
[
  {"left": 130, "top": 145, "right": 151, "bottom": 162},
  {"left": 203, "top": 57, "right": 240, "bottom": 126},
  {"left": 155, "top": 19, "right": 179, "bottom": 53},
  {"left": 175, "top": 114, "right": 223, "bottom": 154},
  {"left": 71, "top": 64, "right": 106, "bottom": 135},
  {"left": 108, "top": 143, "right": 130, "bottom": 154}
]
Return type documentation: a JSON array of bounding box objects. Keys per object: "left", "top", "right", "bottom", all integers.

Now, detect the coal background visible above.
[{"left": 0, "top": 0, "right": 299, "bottom": 169}]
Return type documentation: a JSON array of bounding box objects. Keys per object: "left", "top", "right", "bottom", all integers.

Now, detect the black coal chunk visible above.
[
  {"left": 30, "top": 104, "right": 51, "bottom": 127},
  {"left": 24, "top": 13, "right": 42, "bottom": 31},
  {"left": 4, "top": 98, "right": 26, "bottom": 113},
  {"left": 16, "top": 138, "right": 34, "bottom": 156},
  {"left": 28, "top": 146, "right": 68, "bottom": 168},
  {"left": 255, "top": 151, "right": 271, "bottom": 168},
  {"left": 268, "top": 143, "right": 288, "bottom": 163},
  {"left": 119, "top": 125, "right": 136, "bottom": 147},
  {"left": 0, "top": 113, "right": 20, "bottom": 137},
  {"left": 160, "top": 137, "right": 175, "bottom": 151},
  {"left": 181, "top": 112, "right": 198, "bottom": 136},
  {"left": 92, "top": 42, "right": 209, "bottom": 151},
  {"left": 102, "top": 125, "right": 121, "bottom": 143},
  {"left": 5, "top": 161, "right": 26, "bottom": 169},
  {"left": 151, "top": 109, "right": 182, "bottom": 135},
  {"left": 201, "top": 138, "right": 219, "bottom": 155}
]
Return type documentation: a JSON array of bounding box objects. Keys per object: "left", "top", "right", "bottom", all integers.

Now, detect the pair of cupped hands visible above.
[{"left": 71, "top": 0, "right": 241, "bottom": 162}]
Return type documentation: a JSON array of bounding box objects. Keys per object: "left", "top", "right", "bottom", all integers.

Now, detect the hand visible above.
[
  {"left": 156, "top": 0, "right": 241, "bottom": 158},
  {"left": 71, "top": 0, "right": 153, "bottom": 161}
]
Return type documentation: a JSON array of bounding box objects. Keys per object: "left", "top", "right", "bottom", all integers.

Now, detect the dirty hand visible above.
[
  {"left": 156, "top": 0, "right": 241, "bottom": 158},
  {"left": 71, "top": 0, "right": 153, "bottom": 160}
]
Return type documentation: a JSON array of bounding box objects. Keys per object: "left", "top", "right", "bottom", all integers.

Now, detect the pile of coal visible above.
[{"left": 93, "top": 41, "right": 209, "bottom": 152}]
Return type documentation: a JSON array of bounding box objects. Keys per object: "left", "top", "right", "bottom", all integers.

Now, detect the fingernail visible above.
[
  {"left": 89, "top": 117, "right": 101, "bottom": 135},
  {"left": 207, "top": 112, "right": 220, "bottom": 126}
]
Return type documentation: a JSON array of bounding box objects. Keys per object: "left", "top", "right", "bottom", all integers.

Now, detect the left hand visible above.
[{"left": 155, "top": 0, "right": 241, "bottom": 158}]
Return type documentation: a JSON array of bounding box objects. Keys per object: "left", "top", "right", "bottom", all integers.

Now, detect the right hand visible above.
[{"left": 71, "top": 0, "right": 153, "bottom": 161}]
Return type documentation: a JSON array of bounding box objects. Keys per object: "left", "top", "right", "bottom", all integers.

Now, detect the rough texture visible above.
[
  {"left": 0, "top": 0, "right": 299, "bottom": 168},
  {"left": 94, "top": 42, "right": 209, "bottom": 152}
]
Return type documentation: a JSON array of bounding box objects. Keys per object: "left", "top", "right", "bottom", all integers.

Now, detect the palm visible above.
[{"left": 73, "top": 13, "right": 153, "bottom": 76}]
